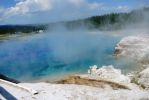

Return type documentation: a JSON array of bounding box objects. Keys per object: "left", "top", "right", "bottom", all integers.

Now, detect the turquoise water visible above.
[{"left": 0, "top": 31, "right": 121, "bottom": 81}]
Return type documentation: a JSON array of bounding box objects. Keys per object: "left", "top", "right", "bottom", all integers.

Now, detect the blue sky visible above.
[
  {"left": 0, "top": 0, "right": 148, "bottom": 24},
  {"left": 0, "top": 0, "right": 16, "bottom": 8}
]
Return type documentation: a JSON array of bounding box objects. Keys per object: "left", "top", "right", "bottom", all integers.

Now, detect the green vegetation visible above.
[
  {"left": 0, "top": 7, "right": 148, "bottom": 34},
  {"left": 66, "top": 7, "right": 149, "bottom": 30},
  {"left": 0, "top": 25, "right": 47, "bottom": 35}
]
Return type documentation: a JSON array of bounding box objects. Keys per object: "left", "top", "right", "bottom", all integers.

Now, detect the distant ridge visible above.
[{"left": 0, "top": 7, "right": 148, "bottom": 34}]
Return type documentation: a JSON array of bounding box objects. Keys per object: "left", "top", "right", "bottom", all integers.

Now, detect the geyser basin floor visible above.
[{"left": 0, "top": 31, "right": 138, "bottom": 82}]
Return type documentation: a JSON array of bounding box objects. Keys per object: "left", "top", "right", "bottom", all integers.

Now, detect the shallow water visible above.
[{"left": 0, "top": 31, "right": 130, "bottom": 81}]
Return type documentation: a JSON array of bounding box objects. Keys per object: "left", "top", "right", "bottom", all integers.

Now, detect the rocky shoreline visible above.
[
  {"left": 1, "top": 35, "right": 149, "bottom": 100},
  {"left": 114, "top": 35, "right": 149, "bottom": 89}
]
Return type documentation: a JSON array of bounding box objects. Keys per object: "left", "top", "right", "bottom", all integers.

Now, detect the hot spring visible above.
[{"left": 0, "top": 31, "right": 134, "bottom": 82}]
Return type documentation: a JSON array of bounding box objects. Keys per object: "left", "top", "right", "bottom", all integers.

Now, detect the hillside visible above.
[
  {"left": 0, "top": 7, "right": 148, "bottom": 34},
  {"left": 66, "top": 7, "right": 149, "bottom": 30}
]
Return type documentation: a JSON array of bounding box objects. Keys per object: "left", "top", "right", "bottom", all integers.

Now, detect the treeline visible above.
[
  {"left": 0, "top": 7, "right": 148, "bottom": 34},
  {"left": 65, "top": 7, "right": 149, "bottom": 30},
  {"left": 0, "top": 25, "right": 47, "bottom": 35}
]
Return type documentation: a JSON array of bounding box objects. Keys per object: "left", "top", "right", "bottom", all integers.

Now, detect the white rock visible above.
[
  {"left": 138, "top": 67, "right": 149, "bottom": 88},
  {"left": 88, "top": 65, "right": 130, "bottom": 83},
  {"left": 88, "top": 65, "right": 98, "bottom": 75},
  {"left": 115, "top": 35, "right": 149, "bottom": 62},
  {"left": 1, "top": 82, "right": 149, "bottom": 100}
]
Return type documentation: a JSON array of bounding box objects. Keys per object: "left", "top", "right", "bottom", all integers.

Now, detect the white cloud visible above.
[
  {"left": 4, "top": 0, "right": 53, "bottom": 16},
  {"left": 89, "top": 2, "right": 103, "bottom": 10},
  {"left": 4, "top": 0, "right": 103, "bottom": 16},
  {"left": 68, "top": 0, "right": 85, "bottom": 6},
  {"left": 0, "top": 0, "right": 104, "bottom": 24},
  {"left": 0, "top": 7, "right": 4, "bottom": 14},
  {"left": 0, "top": 7, "right": 5, "bottom": 21},
  {"left": 117, "top": 6, "right": 129, "bottom": 12},
  {"left": 68, "top": 0, "right": 103, "bottom": 9}
]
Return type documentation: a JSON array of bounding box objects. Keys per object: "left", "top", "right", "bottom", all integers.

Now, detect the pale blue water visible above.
[{"left": 0, "top": 31, "right": 121, "bottom": 81}]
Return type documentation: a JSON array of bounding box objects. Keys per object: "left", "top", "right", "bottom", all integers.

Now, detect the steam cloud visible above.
[{"left": 0, "top": 7, "right": 149, "bottom": 81}]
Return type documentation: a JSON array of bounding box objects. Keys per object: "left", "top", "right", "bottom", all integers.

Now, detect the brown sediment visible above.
[{"left": 55, "top": 75, "right": 130, "bottom": 90}]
